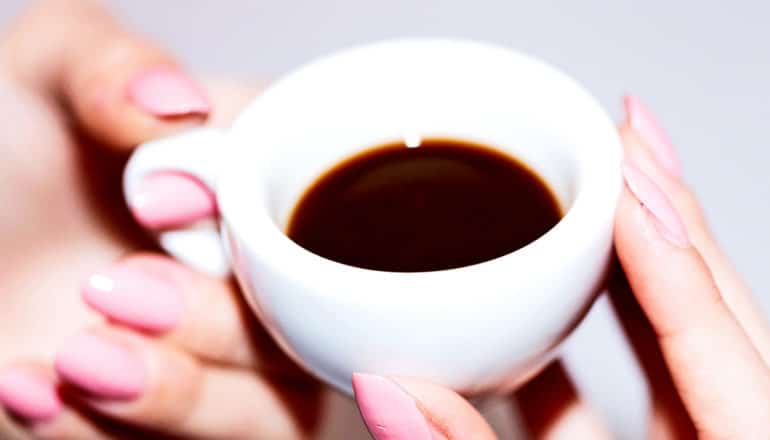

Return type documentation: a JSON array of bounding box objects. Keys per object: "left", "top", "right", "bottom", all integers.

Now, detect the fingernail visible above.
[
  {"left": 55, "top": 333, "right": 145, "bottom": 400},
  {"left": 129, "top": 172, "right": 216, "bottom": 229},
  {"left": 352, "top": 373, "right": 434, "bottom": 440},
  {"left": 0, "top": 367, "right": 61, "bottom": 422},
  {"left": 622, "top": 161, "right": 690, "bottom": 247},
  {"left": 127, "top": 67, "right": 210, "bottom": 117},
  {"left": 83, "top": 263, "right": 183, "bottom": 333},
  {"left": 624, "top": 95, "right": 681, "bottom": 177}
]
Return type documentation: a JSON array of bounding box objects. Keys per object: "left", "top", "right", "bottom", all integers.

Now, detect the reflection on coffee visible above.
[{"left": 286, "top": 138, "right": 562, "bottom": 272}]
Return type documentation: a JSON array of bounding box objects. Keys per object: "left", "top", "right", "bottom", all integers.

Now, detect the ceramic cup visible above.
[{"left": 124, "top": 39, "right": 622, "bottom": 396}]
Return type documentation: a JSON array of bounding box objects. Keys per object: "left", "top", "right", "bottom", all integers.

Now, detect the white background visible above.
[{"left": 2, "top": 1, "right": 768, "bottom": 438}]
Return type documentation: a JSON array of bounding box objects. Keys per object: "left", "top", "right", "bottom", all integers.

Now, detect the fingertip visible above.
[
  {"left": 62, "top": 36, "right": 211, "bottom": 149},
  {"left": 128, "top": 172, "right": 217, "bottom": 229},
  {"left": 384, "top": 377, "right": 496, "bottom": 440},
  {"left": 82, "top": 262, "right": 184, "bottom": 333},
  {"left": 352, "top": 373, "right": 437, "bottom": 440},
  {"left": 0, "top": 366, "right": 62, "bottom": 422},
  {"left": 622, "top": 94, "right": 681, "bottom": 177},
  {"left": 127, "top": 67, "right": 211, "bottom": 117},
  {"left": 620, "top": 161, "right": 690, "bottom": 248},
  {"left": 7, "top": 0, "right": 213, "bottom": 148},
  {"left": 55, "top": 332, "right": 146, "bottom": 400}
]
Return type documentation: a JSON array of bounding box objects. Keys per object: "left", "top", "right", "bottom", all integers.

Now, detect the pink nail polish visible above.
[
  {"left": 0, "top": 367, "right": 61, "bottom": 422},
  {"left": 127, "top": 67, "right": 210, "bottom": 117},
  {"left": 622, "top": 162, "right": 690, "bottom": 247},
  {"left": 129, "top": 172, "right": 216, "bottom": 229},
  {"left": 624, "top": 95, "right": 681, "bottom": 177},
  {"left": 352, "top": 373, "right": 434, "bottom": 440},
  {"left": 83, "top": 263, "right": 183, "bottom": 333},
  {"left": 55, "top": 333, "right": 145, "bottom": 400}
]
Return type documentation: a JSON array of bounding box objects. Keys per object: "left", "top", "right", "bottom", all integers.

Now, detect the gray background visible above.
[{"left": 2, "top": 1, "right": 768, "bottom": 438}]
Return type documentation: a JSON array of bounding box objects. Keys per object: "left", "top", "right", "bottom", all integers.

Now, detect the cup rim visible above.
[{"left": 217, "top": 38, "right": 622, "bottom": 300}]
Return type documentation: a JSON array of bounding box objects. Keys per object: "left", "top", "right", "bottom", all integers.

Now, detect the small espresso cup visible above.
[{"left": 124, "top": 39, "right": 622, "bottom": 396}]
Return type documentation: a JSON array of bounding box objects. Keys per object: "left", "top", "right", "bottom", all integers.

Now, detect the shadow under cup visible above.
[{"left": 136, "top": 39, "right": 623, "bottom": 396}]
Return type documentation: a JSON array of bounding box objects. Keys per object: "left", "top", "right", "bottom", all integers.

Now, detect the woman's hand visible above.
[
  {"left": 4, "top": 2, "right": 767, "bottom": 439},
  {"left": 35, "top": 84, "right": 770, "bottom": 439},
  {"left": 344, "top": 97, "right": 770, "bottom": 439},
  {"left": 45, "top": 254, "right": 322, "bottom": 439},
  {"left": 0, "top": 1, "right": 323, "bottom": 439}
]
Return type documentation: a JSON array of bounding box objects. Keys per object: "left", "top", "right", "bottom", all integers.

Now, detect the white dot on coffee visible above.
[{"left": 404, "top": 134, "right": 422, "bottom": 148}]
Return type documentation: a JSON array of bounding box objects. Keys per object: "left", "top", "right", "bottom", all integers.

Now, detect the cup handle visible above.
[{"left": 123, "top": 127, "right": 230, "bottom": 276}]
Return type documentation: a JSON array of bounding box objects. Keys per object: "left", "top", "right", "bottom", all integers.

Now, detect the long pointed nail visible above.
[
  {"left": 127, "top": 67, "right": 210, "bottom": 117},
  {"left": 622, "top": 161, "right": 690, "bottom": 247},
  {"left": 352, "top": 373, "right": 434, "bottom": 440},
  {"left": 55, "top": 333, "right": 145, "bottom": 400},
  {"left": 624, "top": 95, "right": 681, "bottom": 177},
  {"left": 83, "top": 263, "right": 183, "bottom": 333},
  {"left": 0, "top": 367, "right": 61, "bottom": 422},
  {"left": 129, "top": 172, "right": 216, "bottom": 229}
]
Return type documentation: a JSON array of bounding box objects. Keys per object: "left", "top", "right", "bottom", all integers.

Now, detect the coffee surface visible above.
[{"left": 286, "top": 138, "right": 562, "bottom": 272}]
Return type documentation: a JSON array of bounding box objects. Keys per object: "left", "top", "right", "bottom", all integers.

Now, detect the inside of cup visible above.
[
  {"left": 229, "top": 40, "right": 599, "bottom": 234},
  {"left": 266, "top": 131, "right": 576, "bottom": 230}
]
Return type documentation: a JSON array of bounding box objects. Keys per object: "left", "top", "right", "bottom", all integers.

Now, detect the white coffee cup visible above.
[{"left": 124, "top": 39, "right": 622, "bottom": 396}]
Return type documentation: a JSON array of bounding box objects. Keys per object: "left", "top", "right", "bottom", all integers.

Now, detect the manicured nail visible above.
[
  {"left": 55, "top": 333, "right": 145, "bottom": 400},
  {"left": 0, "top": 367, "right": 61, "bottom": 422},
  {"left": 127, "top": 67, "right": 210, "bottom": 117},
  {"left": 622, "top": 161, "right": 690, "bottom": 247},
  {"left": 83, "top": 263, "right": 183, "bottom": 333},
  {"left": 352, "top": 373, "right": 434, "bottom": 440},
  {"left": 129, "top": 172, "right": 216, "bottom": 229},
  {"left": 624, "top": 95, "right": 681, "bottom": 177}
]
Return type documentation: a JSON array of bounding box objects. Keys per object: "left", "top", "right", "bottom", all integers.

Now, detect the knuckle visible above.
[
  {"left": 180, "top": 289, "right": 248, "bottom": 364},
  {"left": 135, "top": 350, "right": 204, "bottom": 426}
]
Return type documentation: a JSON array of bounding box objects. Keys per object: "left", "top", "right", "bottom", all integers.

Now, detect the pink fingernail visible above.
[
  {"left": 352, "top": 373, "right": 435, "bottom": 440},
  {"left": 624, "top": 95, "right": 681, "bottom": 177},
  {"left": 622, "top": 161, "right": 690, "bottom": 247},
  {"left": 127, "top": 67, "right": 210, "bottom": 117},
  {"left": 129, "top": 172, "right": 216, "bottom": 229},
  {"left": 83, "top": 263, "right": 183, "bottom": 333},
  {"left": 55, "top": 333, "right": 145, "bottom": 400},
  {"left": 0, "top": 367, "right": 61, "bottom": 422}
]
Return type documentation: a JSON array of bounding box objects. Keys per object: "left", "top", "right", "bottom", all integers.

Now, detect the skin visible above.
[
  {"left": 0, "top": 1, "right": 322, "bottom": 438},
  {"left": 2, "top": 1, "right": 769, "bottom": 439}
]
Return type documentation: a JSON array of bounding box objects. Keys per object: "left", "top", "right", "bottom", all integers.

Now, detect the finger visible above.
[
  {"left": 126, "top": 79, "right": 266, "bottom": 229},
  {"left": 622, "top": 95, "right": 770, "bottom": 364},
  {"left": 5, "top": 0, "right": 216, "bottom": 232},
  {"left": 81, "top": 253, "right": 299, "bottom": 373},
  {"left": 126, "top": 79, "right": 266, "bottom": 230},
  {"left": 0, "top": 363, "right": 113, "bottom": 439},
  {"left": 352, "top": 373, "right": 496, "bottom": 440},
  {"left": 606, "top": 267, "right": 697, "bottom": 439},
  {"left": 127, "top": 172, "right": 218, "bottom": 229},
  {"left": 615, "top": 160, "right": 770, "bottom": 437},
  {"left": 620, "top": 95, "right": 770, "bottom": 437},
  {"left": 512, "top": 361, "right": 612, "bottom": 439},
  {"left": 4, "top": 0, "right": 209, "bottom": 150},
  {"left": 54, "top": 327, "right": 322, "bottom": 439}
]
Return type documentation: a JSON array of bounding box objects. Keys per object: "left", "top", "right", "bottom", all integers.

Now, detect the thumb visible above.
[
  {"left": 6, "top": 0, "right": 210, "bottom": 150},
  {"left": 353, "top": 373, "right": 497, "bottom": 440}
]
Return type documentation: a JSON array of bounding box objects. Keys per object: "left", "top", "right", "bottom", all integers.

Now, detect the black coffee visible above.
[{"left": 286, "top": 138, "right": 562, "bottom": 272}]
